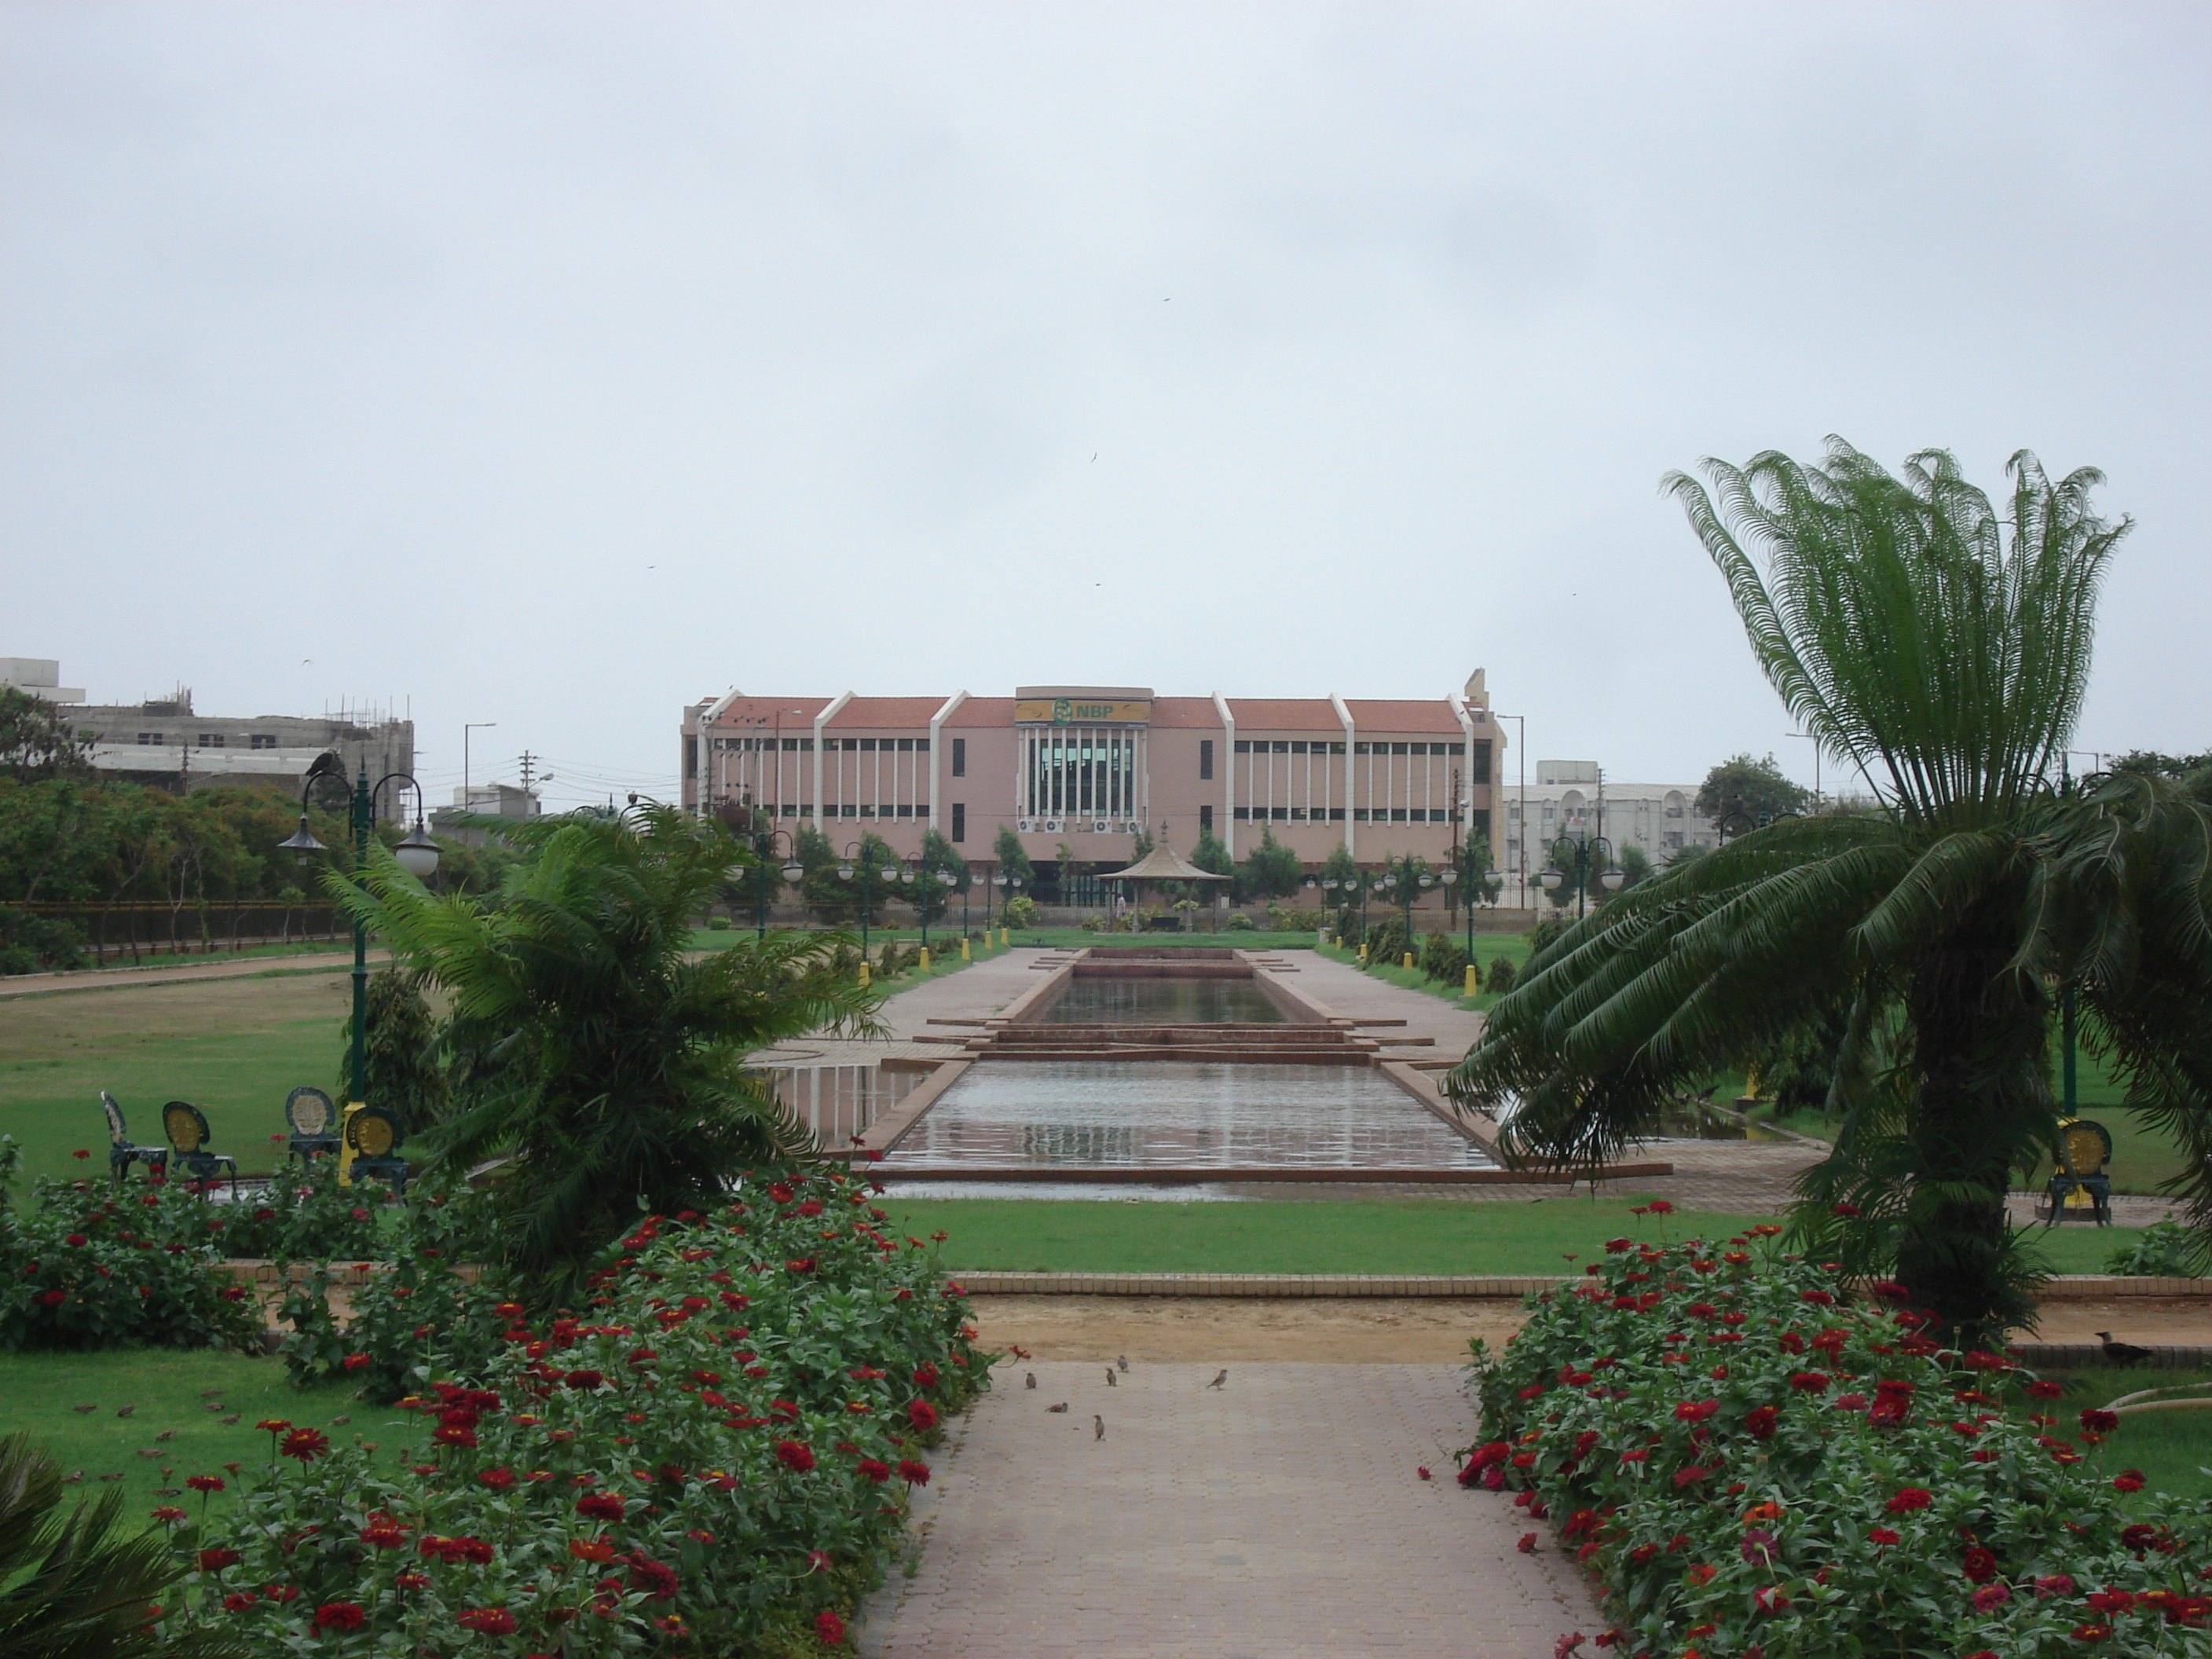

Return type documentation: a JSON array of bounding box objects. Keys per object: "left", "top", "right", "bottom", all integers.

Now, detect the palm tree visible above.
[
  {"left": 1449, "top": 440, "right": 2212, "bottom": 1342},
  {"left": 0, "top": 1434, "right": 241, "bottom": 1658},
  {"left": 335, "top": 804, "right": 883, "bottom": 1301}
]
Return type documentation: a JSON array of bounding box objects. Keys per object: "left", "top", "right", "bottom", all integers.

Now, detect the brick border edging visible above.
[
  {"left": 2015, "top": 1343, "right": 2212, "bottom": 1368},
  {"left": 946, "top": 1271, "right": 2212, "bottom": 1300}
]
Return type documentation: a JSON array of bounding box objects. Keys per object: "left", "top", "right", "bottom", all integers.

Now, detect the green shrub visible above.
[
  {"left": 173, "top": 1168, "right": 987, "bottom": 1656},
  {"left": 1469, "top": 1228, "right": 2212, "bottom": 1658},
  {"left": 1485, "top": 954, "right": 1518, "bottom": 995},
  {"left": 1225, "top": 911, "right": 1256, "bottom": 932},
  {"left": 2105, "top": 1218, "right": 2197, "bottom": 1276},
  {"left": 705, "top": 915, "right": 732, "bottom": 931},
  {"left": 1000, "top": 895, "right": 1036, "bottom": 928},
  {"left": 218, "top": 1156, "right": 391, "bottom": 1263},
  {"left": 1363, "top": 917, "right": 1408, "bottom": 965},
  {"left": 0, "top": 1139, "right": 263, "bottom": 1353},
  {"left": 1419, "top": 931, "right": 1470, "bottom": 986}
]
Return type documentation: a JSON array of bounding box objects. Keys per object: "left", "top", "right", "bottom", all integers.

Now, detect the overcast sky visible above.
[{"left": 5, "top": 2, "right": 2207, "bottom": 811}]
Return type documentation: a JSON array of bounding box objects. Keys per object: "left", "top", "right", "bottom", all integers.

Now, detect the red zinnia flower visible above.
[
  {"left": 342, "top": 1353, "right": 371, "bottom": 1372},
  {"left": 775, "top": 1441, "right": 816, "bottom": 1474},
  {"left": 313, "top": 1602, "right": 365, "bottom": 1632},
  {"left": 152, "top": 1506, "right": 188, "bottom": 1524},
  {"left": 1884, "top": 1488, "right": 1932, "bottom": 1514},
  {"left": 1963, "top": 1546, "right": 1998, "bottom": 1584},
  {"left": 567, "top": 1369, "right": 605, "bottom": 1390},
  {"left": 1974, "top": 1584, "right": 2012, "bottom": 1612},
  {"left": 576, "top": 1493, "right": 626, "bottom": 1522},
  {"left": 222, "top": 1591, "right": 259, "bottom": 1612},
  {"left": 185, "top": 1474, "right": 224, "bottom": 1494},
  {"left": 1867, "top": 1528, "right": 1900, "bottom": 1547},
  {"left": 280, "top": 1428, "right": 330, "bottom": 1463},
  {"left": 2026, "top": 1379, "right": 2064, "bottom": 1399},
  {"left": 457, "top": 1609, "right": 518, "bottom": 1635},
  {"left": 2114, "top": 1470, "right": 2146, "bottom": 1493},
  {"left": 2081, "top": 1408, "right": 2120, "bottom": 1434},
  {"left": 907, "top": 1399, "right": 939, "bottom": 1431},
  {"left": 1745, "top": 1405, "right": 1778, "bottom": 1441},
  {"left": 897, "top": 1459, "right": 931, "bottom": 1485},
  {"left": 815, "top": 1609, "right": 847, "bottom": 1645},
  {"left": 196, "top": 1547, "right": 240, "bottom": 1573},
  {"left": 857, "top": 1459, "right": 891, "bottom": 1482}
]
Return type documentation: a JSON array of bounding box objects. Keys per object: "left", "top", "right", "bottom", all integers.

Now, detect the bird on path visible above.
[
  {"left": 1094, "top": 1415, "right": 1105, "bottom": 1441},
  {"left": 1105, "top": 1369, "right": 1116, "bottom": 1386},
  {"left": 2097, "top": 1331, "right": 2156, "bottom": 1367},
  {"left": 1204, "top": 1369, "right": 1228, "bottom": 1390},
  {"left": 1116, "top": 1355, "right": 1129, "bottom": 1372},
  {"left": 115, "top": 1405, "right": 136, "bottom": 1418},
  {"left": 1025, "top": 1372, "right": 1037, "bottom": 1390},
  {"left": 1046, "top": 1402, "right": 1069, "bottom": 1413}
]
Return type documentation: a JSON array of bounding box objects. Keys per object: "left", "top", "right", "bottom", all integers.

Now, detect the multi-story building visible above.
[
  {"left": 1499, "top": 760, "right": 1719, "bottom": 903},
  {"left": 2, "top": 658, "right": 416, "bottom": 819},
  {"left": 680, "top": 682, "right": 1505, "bottom": 876}
]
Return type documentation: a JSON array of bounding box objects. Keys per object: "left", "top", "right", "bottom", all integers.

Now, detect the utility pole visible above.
[{"left": 517, "top": 750, "right": 539, "bottom": 791}]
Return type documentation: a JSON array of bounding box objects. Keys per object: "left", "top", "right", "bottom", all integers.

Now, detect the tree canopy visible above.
[
  {"left": 1694, "top": 752, "right": 1811, "bottom": 824},
  {"left": 1451, "top": 440, "right": 2210, "bottom": 1342}
]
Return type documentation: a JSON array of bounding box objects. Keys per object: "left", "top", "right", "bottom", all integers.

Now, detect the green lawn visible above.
[
  {"left": 870, "top": 1196, "right": 2155, "bottom": 1277},
  {"left": 1317, "top": 935, "right": 1529, "bottom": 1012},
  {"left": 0, "top": 972, "right": 346, "bottom": 1185},
  {"left": 0, "top": 1349, "right": 411, "bottom": 1533},
  {"left": 2012, "top": 1368, "right": 2212, "bottom": 1508}
]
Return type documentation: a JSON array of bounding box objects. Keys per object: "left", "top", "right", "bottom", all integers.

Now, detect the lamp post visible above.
[
  {"left": 1539, "top": 833, "right": 1621, "bottom": 921},
  {"left": 750, "top": 829, "right": 806, "bottom": 939},
  {"left": 278, "top": 755, "right": 440, "bottom": 1106},
  {"left": 463, "top": 722, "right": 497, "bottom": 818},
  {"left": 837, "top": 843, "right": 899, "bottom": 954}
]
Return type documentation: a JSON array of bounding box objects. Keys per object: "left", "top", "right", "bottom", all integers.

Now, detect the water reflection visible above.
[
  {"left": 763, "top": 1064, "right": 922, "bottom": 1148},
  {"left": 889, "top": 1060, "right": 1493, "bottom": 1170},
  {"left": 1042, "top": 977, "right": 1284, "bottom": 1025}
]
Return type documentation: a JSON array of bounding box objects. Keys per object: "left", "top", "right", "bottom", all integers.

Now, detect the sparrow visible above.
[
  {"left": 1094, "top": 1415, "right": 1105, "bottom": 1441},
  {"left": 137, "top": 1448, "right": 161, "bottom": 1459},
  {"left": 203, "top": 1402, "right": 227, "bottom": 1413},
  {"left": 115, "top": 1405, "right": 136, "bottom": 1418},
  {"left": 330, "top": 1416, "right": 350, "bottom": 1426},
  {"left": 200, "top": 1388, "right": 224, "bottom": 1397},
  {"left": 72, "top": 1404, "right": 97, "bottom": 1415},
  {"left": 60, "top": 1470, "right": 83, "bottom": 1484},
  {"left": 1204, "top": 1369, "right": 1228, "bottom": 1390},
  {"left": 1116, "top": 1355, "right": 1129, "bottom": 1372},
  {"left": 1046, "top": 1402, "right": 1069, "bottom": 1413},
  {"left": 1105, "top": 1369, "right": 1116, "bottom": 1386},
  {"left": 1024, "top": 1372, "right": 1037, "bottom": 1390},
  {"left": 98, "top": 1472, "right": 123, "bottom": 1481},
  {"left": 219, "top": 1413, "right": 240, "bottom": 1425},
  {"left": 154, "top": 1430, "right": 175, "bottom": 1442}
]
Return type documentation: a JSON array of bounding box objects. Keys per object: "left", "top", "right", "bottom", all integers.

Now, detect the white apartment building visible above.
[{"left": 1496, "top": 760, "right": 1719, "bottom": 903}]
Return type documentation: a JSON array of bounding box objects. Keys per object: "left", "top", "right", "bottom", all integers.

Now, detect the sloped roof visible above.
[{"left": 1095, "top": 845, "right": 1231, "bottom": 881}]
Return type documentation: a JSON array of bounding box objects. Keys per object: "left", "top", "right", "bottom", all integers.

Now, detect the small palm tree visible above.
[
  {"left": 0, "top": 1434, "right": 241, "bottom": 1658},
  {"left": 1450, "top": 440, "right": 2212, "bottom": 1342},
  {"left": 335, "top": 804, "right": 882, "bottom": 1300}
]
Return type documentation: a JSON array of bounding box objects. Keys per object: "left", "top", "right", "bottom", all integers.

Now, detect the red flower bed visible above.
[{"left": 1470, "top": 1229, "right": 2212, "bottom": 1657}]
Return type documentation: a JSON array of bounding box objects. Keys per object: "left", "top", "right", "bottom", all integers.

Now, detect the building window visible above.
[
  {"left": 859, "top": 738, "right": 877, "bottom": 752},
  {"left": 842, "top": 738, "right": 859, "bottom": 752},
  {"left": 685, "top": 745, "right": 698, "bottom": 778},
  {"left": 137, "top": 732, "right": 162, "bottom": 745},
  {"left": 895, "top": 738, "right": 914, "bottom": 752},
  {"left": 1269, "top": 806, "right": 1288, "bottom": 820},
  {"left": 951, "top": 738, "right": 965, "bottom": 777},
  {"left": 1232, "top": 806, "right": 1251, "bottom": 820},
  {"left": 951, "top": 802, "right": 965, "bottom": 842},
  {"left": 1328, "top": 807, "right": 1346, "bottom": 821},
  {"left": 1471, "top": 741, "right": 1492, "bottom": 784},
  {"left": 248, "top": 733, "right": 276, "bottom": 750},
  {"left": 196, "top": 734, "right": 225, "bottom": 749},
  {"left": 1199, "top": 804, "right": 1213, "bottom": 833},
  {"left": 1232, "top": 740, "right": 1251, "bottom": 754},
  {"left": 1199, "top": 739, "right": 1213, "bottom": 780}
]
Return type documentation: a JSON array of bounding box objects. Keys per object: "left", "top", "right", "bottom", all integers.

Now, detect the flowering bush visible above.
[
  {"left": 0, "top": 1137, "right": 262, "bottom": 1351},
  {"left": 163, "top": 1165, "right": 985, "bottom": 1654},
  {"left": 1469, "top": 1227, "right": 2212, "bottom": 1658},
  {"left": 215, "top": 1152, "right": 394, "bottom": 1264}
]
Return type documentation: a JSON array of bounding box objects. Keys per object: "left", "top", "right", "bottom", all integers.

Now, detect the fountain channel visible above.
[{"left": 845, "top": 947, "right": 1501, "bottom": 1185}]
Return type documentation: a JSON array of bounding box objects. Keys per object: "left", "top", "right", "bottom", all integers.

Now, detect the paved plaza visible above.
[{"left": 857, "top": 1361, "right": 1603, "bottom": 1659}]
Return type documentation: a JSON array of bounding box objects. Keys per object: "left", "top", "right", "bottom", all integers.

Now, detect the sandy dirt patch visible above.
[
  {"left": 2031, "top": 1299, "right": 2212, "bottom": 1346},
  {"left": 965, "top": 1295, "right": 1523, "bottom": 1364}
]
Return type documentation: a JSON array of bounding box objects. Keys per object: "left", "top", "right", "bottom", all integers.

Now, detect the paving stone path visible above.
[{"left": 857, "top": 1361, "right": 1603, "bottom": 1659}]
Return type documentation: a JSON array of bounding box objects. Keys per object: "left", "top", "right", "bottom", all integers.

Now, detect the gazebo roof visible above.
[{"left": 1095, "top": 845, "right": 1231, "bottom": 882}]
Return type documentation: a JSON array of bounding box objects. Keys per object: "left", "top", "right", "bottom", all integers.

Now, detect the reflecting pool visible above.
[
  {"left": 1042, "top": 976, "right": 1285, "bottom": 1025},
  {"left": 888, "top": 1059, "right": 1493, "bottom": 1170},
  {"left": 764, "top": 1064, "right": 923, "bottom": 1147}
]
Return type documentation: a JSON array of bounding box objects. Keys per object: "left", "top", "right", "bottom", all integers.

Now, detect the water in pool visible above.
[
  {"left": 1042, "top": 976, "right": 1284, "bottom": 1024},
  {"left": 888, "top": 1059, "right": 1493, "bottom": 1169}
]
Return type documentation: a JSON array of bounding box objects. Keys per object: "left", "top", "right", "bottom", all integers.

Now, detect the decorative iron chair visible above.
[
  {"left": 160, "top": 1101, "right": 239, "bottom": 1199},
  {"left": 98, "top": 1091, "right": 169, "bottom": 1186},
  {"left": 2044, "top": 1117, "right": 2114, "bottom": 1226},
  {"left": 284, "top": 1086, "right": 342, "bottom": 1166},
  {"left": 342, "top": 1104, "right": 409, "bottom": 1197}
]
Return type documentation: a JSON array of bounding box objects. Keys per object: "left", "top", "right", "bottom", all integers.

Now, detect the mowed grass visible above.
[
  {"left": 870, "top": 1196, "right": 2154, "bottom": 1277},
  {"left": 0, "top": 970, "right": 348, "bottom": 1184},
  {"left": 1317, "top": 934, "right": 1529, "bottom": 1011},
  {"left": 2020, "top": 1369, "right": 2212, "bottom": 1508},
  {"left": 0, "top": 1348, "right": 415, "bottom": 1533}
]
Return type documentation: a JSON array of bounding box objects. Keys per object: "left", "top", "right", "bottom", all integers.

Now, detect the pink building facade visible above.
[{"left": 680, "top": 685, "right": 1502, "bottom": 876}]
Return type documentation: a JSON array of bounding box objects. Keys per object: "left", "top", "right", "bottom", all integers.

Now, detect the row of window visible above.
[
  {"left": 1231, "top": 806, "right": 1457, "bottom": 822},
  {"left": 1232, "top": 739, "right": 1460, "bottom": 756},
  {"left": 122, "top": 732, "right": 281, "bottom": 749}
]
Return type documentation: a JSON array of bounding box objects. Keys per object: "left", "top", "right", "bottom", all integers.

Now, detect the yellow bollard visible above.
[
  {"left": 1357, "top": 943, "right": 1367, "bottom": 961},
  {"left": 961, "top": 937, "right": 971, "bottom": 961},
  {"left": 918, "top": 947, "right": 931, "bottom": 970},
  {"left": 1464, "top": 963, "right": 1478, "bottom": 997},
  {"left": 858, "top": 961, "right": 870, "bottom": 988},
  {"left": 1403, "top": 951, "right": 1415, "bottom": 970},
  {"left": 1000, "top": 926, "right": 1009, "bottom": 947},
  {"left": 337, "top": 1101, "right": 364, "bottom": 1188}
]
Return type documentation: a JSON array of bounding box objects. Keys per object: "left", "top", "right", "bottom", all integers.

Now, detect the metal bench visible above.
[
  {"left": 2044, "top": 1117, "right": 2114, "bottom": 1226},
  {"left": 160, "top": 1101, "right": 239, "bottom": 1199},
  {"left": 284, "top": 1086, "right": 342, "bottom": 1166},
  {"left": 98, "top": 1091, "right": 169, "bottom": 1186}
]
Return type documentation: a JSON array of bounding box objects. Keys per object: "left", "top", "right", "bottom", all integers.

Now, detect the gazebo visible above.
[{"left": 1095, "top": 844, "right": 1231, "bottom": 931}]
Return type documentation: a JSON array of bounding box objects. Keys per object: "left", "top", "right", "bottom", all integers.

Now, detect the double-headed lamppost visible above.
[
  {"left": 991, "top": 868, "right": 1021, "bottom": 932},
  {"left": 837, "top": 844, "right": 899, "bottom": 953},
  {"left": 751, "top": 830, "right": 806, "bottom": 939},
  {"left": 1539, "top": 832, "right": 1623, "bottom": 921},
  {"left": 278, "top": 754, "right": 441, "bottom": 1106}
]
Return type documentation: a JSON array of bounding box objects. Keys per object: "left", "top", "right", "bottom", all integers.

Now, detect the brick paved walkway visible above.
[{"left": 857, "top": 1361, "right": 1603, "bottom": 1658}]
